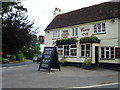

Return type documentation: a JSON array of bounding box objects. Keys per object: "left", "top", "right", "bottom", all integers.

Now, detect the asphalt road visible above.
[
  {"left": 1, "top": 61, "right": 34, "bottom": 67},
  {"left": 1, "top": 63, "right": 119, "bottom": 89}
]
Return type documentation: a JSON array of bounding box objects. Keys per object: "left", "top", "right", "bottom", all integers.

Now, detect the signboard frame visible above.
[{"left": 38, "top": 47, "right": 61, "bottom": 72}]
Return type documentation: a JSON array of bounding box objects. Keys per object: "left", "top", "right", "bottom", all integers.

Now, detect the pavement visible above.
[{"left": 1, "top": 62, "right": 120, "bottom": 89}]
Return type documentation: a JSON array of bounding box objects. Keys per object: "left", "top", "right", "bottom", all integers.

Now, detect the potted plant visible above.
[
  {"left": 60, "top": 56, "right": 67, "bottom": 66},
  {"left": 82, "top": 57, "right": 92, "bottom": 70}
]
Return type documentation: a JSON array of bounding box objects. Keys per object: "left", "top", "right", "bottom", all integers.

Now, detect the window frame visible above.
[
  {"left": 100, "top": 47, "right": 115, "bottom": 59},
  {"left": 57, "top": 44, "right": 77, "bottom": 57},
  {"left": 72, "top": 27, "right": 78, "bottom": 37},
  {"left": 80, "top": 44, "right": 91, "bottom": 57},
  {"left": 94, "top": 22, "right": 106, "bottom": 34},
  {"left": 52, "top": 30, "right": 60, "bottom": 39}
]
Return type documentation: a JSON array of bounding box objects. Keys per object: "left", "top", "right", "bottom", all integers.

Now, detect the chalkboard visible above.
[{"left": 38, "top": 47, "right": 61, "bottom": 72}]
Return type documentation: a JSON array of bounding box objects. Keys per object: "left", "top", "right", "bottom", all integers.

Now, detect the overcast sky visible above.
[{"left": 22, "top": 0, "right": 112, "bottom": 36}]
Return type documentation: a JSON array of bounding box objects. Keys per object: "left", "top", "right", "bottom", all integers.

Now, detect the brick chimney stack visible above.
[{"left": 53, "top": 8, "right": 61, "bottom": 18}]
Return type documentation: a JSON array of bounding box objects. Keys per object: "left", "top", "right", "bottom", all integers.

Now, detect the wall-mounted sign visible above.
[
  {"left": 61, "top": 30, "right": 69, "bottom": 38},
  {"left": 38, "top": 47, "right": 61, "bottom": 72},
  {"left": 81, "top": 27, "right": 90, "bottom": 36},
  {"left": 115, "top": 48, "right": 120, "bottom": 58},
  {"left": 81, "top": 27, "right": 90, "bottom": 32}
]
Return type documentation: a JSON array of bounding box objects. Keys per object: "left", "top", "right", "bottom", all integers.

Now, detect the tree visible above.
[
  {"left": 2, "top": 2, "right": 34, "bottom": 56},
  {"left": 22, "top": 35, "right": 41, "bottom": 60}
]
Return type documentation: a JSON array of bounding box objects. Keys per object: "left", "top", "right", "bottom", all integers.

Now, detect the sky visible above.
[
  {"left": 22, "top": 0, "right": 111, "bottom": 36},
  {"left": 22, "top": 0, "right": 112, "bottom": 52}
]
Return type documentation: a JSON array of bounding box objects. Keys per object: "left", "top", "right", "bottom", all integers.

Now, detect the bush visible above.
[
  {"left": 80, "top": 36, "right": 100, "bottom": 43},
  {"left": 0, "top": 57, "right": 9, "bottom": 64},
  {"left": 60, "top": 56, "right": 67, "bottom": 63},
  {"left": 83, "top": 58, "right": 92, "bottom": 66},
  {"left": 11, "top": 55, "right": 16, "bottom": 61},
  {"left": 17, "top": 53, "right": 24, "bottom": 61}
]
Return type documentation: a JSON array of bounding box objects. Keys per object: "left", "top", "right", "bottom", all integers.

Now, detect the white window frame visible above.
[
  {"left": 57, "top": 44, "right": 77, "bottom": 57},
  {"left": 100, "top": 47, "right": 115, "bottom": 59},
  {"left": 80, "top": 44, "right": 91, "bottom": 57},
  {"left": 94, "top": 22, "right": 106, "bottom": 34},
  {"left": 52, "top": 30, "right": 60, "bottom": 39},
  {"left": 72, "top": 27, "right": 78, "bottom": 37}
]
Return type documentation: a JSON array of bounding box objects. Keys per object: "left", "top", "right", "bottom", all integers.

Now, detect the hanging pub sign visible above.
[
  {"left": 38, "top": 47, "right": 61, "bottom": 72},
  {"left": 115, "top": 48, "right": 120, "bottom": 58},
  {"left": 38, "top": 36, "right": 44, "bottom": 44}
]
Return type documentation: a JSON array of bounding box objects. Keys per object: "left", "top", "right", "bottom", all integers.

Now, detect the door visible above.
[{"left": 95, "top": 46, "right": 99, "bottom": 66}]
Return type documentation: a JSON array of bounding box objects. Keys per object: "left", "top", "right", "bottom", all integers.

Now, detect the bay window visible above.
[
  {"left": 57, "top": 44, "right": 77, "bottom": 57},
  {"left": 81, "top": 44, "right": 91, "bottom": 57}
]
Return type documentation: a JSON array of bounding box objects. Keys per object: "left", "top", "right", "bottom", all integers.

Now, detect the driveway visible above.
[{"left": 2, "top": 63, "right": 119, "bottom": 89}]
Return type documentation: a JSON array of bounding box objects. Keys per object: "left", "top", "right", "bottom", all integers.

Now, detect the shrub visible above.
[
  {"left": 83, "top": 58, "right": 92, "bottom": 66},
  {"left": 80, "top": 36, "right": 100, "bottom": 43},
  {"left": 0, "top": 57, "right": 10, "bottom": 64},
  {"left": 60, "top": 56, "right": 67, "bottom": 63},
  {"left": 11, "top": 55, "right": 16, "bottom": 61},
  {"left": 17, "top": 53, "right": 24, "bottom": 61}
]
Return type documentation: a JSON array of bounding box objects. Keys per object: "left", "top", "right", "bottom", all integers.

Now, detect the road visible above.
[
  {"left": 1, "top": 63, "right": 120, "bottom": 89},
  {"left": 1, "top": 60, "right": 34, "bottom": 67}
]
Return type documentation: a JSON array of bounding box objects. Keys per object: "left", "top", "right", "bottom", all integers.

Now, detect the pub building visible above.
[{"left": 44, "top": 1, "right": 120, "bottom": 70}]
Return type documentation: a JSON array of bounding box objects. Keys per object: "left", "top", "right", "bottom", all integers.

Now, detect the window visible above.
[
  {"left": 72, "top": 27, "right": 78, "bottom": 37},
  {"left": 81, "top": 44, "right": 91, "bottom": 57},
  {"left": 53, "top": 30, "right": 60, "bottom": 38},
  {"left": 64, "top": 45, "right": 69, "bottom": 56},
  {"left": 94, "top": 23, "right": 106, "bottom": 34},
  {"left": 57, "top": 46, "right": 63, "bottom": 56},
  {"left": 101, "top": 47, "right": 114, "bottom": 59},
  {"left": 57, "top": 44, "right": 77, "bottom": 57},
  {"left": 70, "top": 45, "right": 77, "bottom": 56}
]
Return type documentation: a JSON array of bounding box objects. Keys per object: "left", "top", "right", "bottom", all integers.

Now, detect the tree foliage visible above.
[
  {"left": 2, "top": 2, "right": 34, "bottom": 56},
  {"left": 22, "top": 35, "right": 41, "bottom": 60}
]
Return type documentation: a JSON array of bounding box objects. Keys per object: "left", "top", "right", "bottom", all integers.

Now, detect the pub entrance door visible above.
[{"left": 95, "top": 46, "right": 99, "bottom": 67}]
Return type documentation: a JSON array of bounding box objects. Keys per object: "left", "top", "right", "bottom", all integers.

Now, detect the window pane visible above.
[
  {"left": 101, "top": 48, "right": 104, "bottom": 58},
  {"left": 111, "top": 47, "right": 114, "bottom": 54},
  {"left": 94, "top": 24, "right": 97, "bottom": 33},
  {"left": 81, "top": 51, "right": 84, "bottom": 56},
  {"left": 86, "top": 44, "right": 90, "bottom": 50},
  {"left": 102, "top": 23, "right": 105, "bottom": 32},
  {"left": 75, "top": 28, "right": 78, "bottom": 36},
  {"left": 106, "top": 55, "right": 109, "bottom": 58},
  {"left": 98, "top": 24, "right": 101, "bottom": 32},
  {"left": 111, "top": 55, "right": 114, "bottom": 58},
  {"left": 86, "top": 51, "right": 90, "bottom": 57},
  {"left": 71, "top": 49, "right": 77, "bottom": 56},
  {"left": 64, "top": 46, "right": 69, "bottom": 56},
  {"left": 81, "top": 45, "right": 84, "bottom": 50}
]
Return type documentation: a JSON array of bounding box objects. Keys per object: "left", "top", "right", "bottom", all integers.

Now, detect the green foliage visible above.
[
  {"left": 11, "top": 55, "right": 16, "bottom": 61},
  {"left": 83, "top": 58, "right": 92, "bottom": 66},
  {"left": 2, "top": 2, "right": 34, "bottom": 55},
  {"left": 22, "top": 35, "right": 41, "bottom": 60},
  {"left": 80, "top": 36, "right": 100, "bottom": 43},
  {"left": 0, "top": 57, "right": 10, "bottom": 64},
  {"left": 60, "top": 56, "right": 67, "bottom": 63},
  {"left": 16, "top": 53, "right": 24, "bottom": 61},
  {"left": 56, "top": 38, "right": 77, "bottom": 45}
]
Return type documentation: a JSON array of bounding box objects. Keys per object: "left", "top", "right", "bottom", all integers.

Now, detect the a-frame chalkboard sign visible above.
[{"left": 38, "top": 47, "right": 61, "bottom": 72}]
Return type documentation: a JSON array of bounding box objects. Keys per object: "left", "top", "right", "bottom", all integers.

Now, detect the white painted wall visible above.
[{"left": 45, "top": 18, "right": 120, "bottom": 64}]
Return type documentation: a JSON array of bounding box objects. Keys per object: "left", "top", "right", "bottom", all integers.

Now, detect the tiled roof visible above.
[{"left": 45, "top": 2, "right": 120, "bottom": 31}]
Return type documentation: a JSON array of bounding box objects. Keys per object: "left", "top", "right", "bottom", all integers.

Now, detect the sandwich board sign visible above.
[{"left": 38, "top": 47, "right": 61, "bottom": 72}]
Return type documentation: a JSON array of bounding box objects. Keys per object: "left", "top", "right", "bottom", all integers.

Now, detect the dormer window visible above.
[
  {"left": 72, "top": 27, "right": 78, "bottom": 37},
  {"left": 94, "top": 23, "right": 106, "bottom": 34}
]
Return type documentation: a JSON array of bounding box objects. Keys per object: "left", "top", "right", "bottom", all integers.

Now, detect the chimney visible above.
[{"left": 53, "top": 8, "right": 61, "bottom": 18}]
